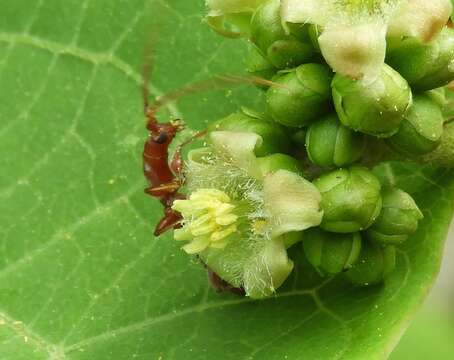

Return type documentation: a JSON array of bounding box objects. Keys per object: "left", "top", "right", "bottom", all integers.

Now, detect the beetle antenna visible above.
[
  {"left": 142, "top": 48, "right": 154, "bottom": 113},
  {"left": 149, "top": 74, "right": 284, "bottom": 114},
  {"left": 141, "top": 23, "right": 162, "bottom": 133}
]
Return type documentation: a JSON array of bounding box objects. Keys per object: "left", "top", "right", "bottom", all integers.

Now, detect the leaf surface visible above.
[{"left": 0, "top": 1, "right": 453, "bottom": 359}]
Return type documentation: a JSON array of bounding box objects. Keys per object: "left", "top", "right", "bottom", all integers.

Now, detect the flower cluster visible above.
[{"left": 161, "top": 0, "right": 454, "bottom": 299}]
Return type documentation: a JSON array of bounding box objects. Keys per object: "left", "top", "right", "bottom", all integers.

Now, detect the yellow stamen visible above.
[
  {"left": 182, "top": 237, "right": 210, "bottom": 254},
  {"left": 171, "top": 188, "right": 239, "bottom": 254},
  {"left": 174, "top": 228, "right": 192, "bottom": 241},
  {"left": 211, "top": 224, "right": 237, "bottom": 242},
  {"left": 216, "top": 214, "right": 238, "bottom": 226}
]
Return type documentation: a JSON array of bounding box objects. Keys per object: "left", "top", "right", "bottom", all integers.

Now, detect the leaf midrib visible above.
[
  {"left": 1, "top": 276, "right": 352, "bottom": 359},
  {"left": 62, "top": 284, "right": 341, "bottom": 355},
  {"left": 1, "top": 254, "right": 416, "bottom": 360}
]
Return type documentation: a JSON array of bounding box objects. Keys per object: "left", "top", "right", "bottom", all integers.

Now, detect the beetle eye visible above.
[{"left": 155, "top": 132, "right": 169, "bottom": 144}]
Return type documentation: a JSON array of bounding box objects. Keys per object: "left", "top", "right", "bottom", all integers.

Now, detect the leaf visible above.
[
  {"left": 0, "top": 1, "right": 453, "bottom": 359},
  {"left": 390, "top": 308, "right": 454, "bottom": 360}
]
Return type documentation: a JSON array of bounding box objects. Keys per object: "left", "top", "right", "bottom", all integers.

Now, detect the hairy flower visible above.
[
  {"left": 281, "top": 0, "right": 401, "bottom": 80},
  {"left": 388, "top": 0, "right": 452, "bottom": 43},
  {"left": 173, "top": 130, "right": 323, "bottom": 298}
]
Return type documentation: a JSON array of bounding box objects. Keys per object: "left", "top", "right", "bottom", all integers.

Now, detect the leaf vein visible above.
[
  {"left": 0, "top": 179, "right": 144, "bottom": 278},
  {"left": 0, "top": 309, "right": 65, "bottom": 360},
  {"left": 63, "top": 289, "right": 317, "bottom": 353},
  {"left": 0, "top": 31, "right": 181, "bottom": 117}
]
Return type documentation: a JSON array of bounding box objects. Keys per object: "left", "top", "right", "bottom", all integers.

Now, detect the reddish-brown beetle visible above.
[
  {"left": 140, "top": 41, "right": 205, "bottom": 237},
  {"left": 142, "top": 108, "right": 186, "bottom": 237}
]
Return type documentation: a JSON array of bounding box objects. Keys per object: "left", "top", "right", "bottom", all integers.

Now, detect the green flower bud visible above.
[
  {"left": 302, "top": 228, "right": 362, "bottom": 277},
  {"left": 305, "top": 114, "right": 365, "bottom": 167},
  {"left": 386, "top": 28, "right": 454, "bottom": 91},
  {"left": 266, "top": 63, "right": 333, "bottom": 127},
  {"left": 345, "top": 242, "right": 396, "bottom": 286},
  {"left": 387, "top": 94, "right": 444, "bottom": 156},
  {"left": 207, "top": 107, "right": 291, "bottom": 156},
  {"left": 388, "top": 0, "right": 452, "bottom": 43},
  {"left": 442, "top": 86, "right": 454, "bottom": 121},
  {"left": 250, "top": 0, "right": 316, "bottom": 69},
  {"left": 366, "top": 187, "right": 423, "bottom": 245},
  {"left": 422, "top": 121, "right": 454, "bottom": 167},
  {"left": 205, "top": 0, "right": 266, "bottom": 38},
  {"left": 332, "top": 64, "right": 412, "bottom": 138},
  {"left": 307, "top": 24, "right": 321, "bottom": 52},
  {"left": 427, "top": 87, "right": 448, "bottom": 109},
  {"left": 291, "top": 129, "right": 307, "bottom": 148},
  {"left": 246, "top": 44, "right": 277, "bottom": 83},
  {"left": 314, "top": 167, "right": 382, "bottom": 233},
  {"left": 206, "top": 12, "right": 253, "bottom": 38},
  {"left": 256, "top": 153, "right": 304, "bottom": 176}
]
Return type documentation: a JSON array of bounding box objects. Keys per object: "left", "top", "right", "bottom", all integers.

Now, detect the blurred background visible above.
[{"left": 391, "top": 224, "right": 454, "bottom": 359}]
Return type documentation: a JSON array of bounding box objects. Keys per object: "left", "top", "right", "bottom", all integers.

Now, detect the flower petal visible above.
[
  {"left": 280, "top": 0, "right": 329, "bottom": 26},
  {"left": 318, "top": 22, "right": 387, "bottom": 81},
  {"left": 182, "top": 237, "right": 211, "bottom": 254},
  {"left": 209, "top": 131, "right": 263, "bottom": 179},
  {"left": 242, "top": 238, "right": 294, "bottom": 299},
  {"left": 388, "top": 0, "right": 452, "bottom": 43},
  {"left": 263, "top": 169, "right": 323, "bottom": 237}
]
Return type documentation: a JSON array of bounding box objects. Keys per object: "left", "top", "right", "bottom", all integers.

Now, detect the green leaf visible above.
[
  {"left": 390, "top": 308, "right": 454, "bottom": 360},
  {"left": 0, "top": 1, "right": 453, "bottom": 359}
]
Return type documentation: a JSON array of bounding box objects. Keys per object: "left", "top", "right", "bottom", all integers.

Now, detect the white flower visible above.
[
  {"left": 280, "top": 0, "right": 400, "bottom": 80},
  {"left": 173, "top": 130, "right": 323, "bottom": 298},
  {"left": 388, "top": 0, "right": 453, "bottom": 43},
  {"left": 318, "top": 22, "right": 387, "bottom": 81}
]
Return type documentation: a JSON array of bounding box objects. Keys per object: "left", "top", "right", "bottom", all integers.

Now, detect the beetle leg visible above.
[
  {"left": 170, "top": 130, "right": 208, "bottom": 176},
  {"left": 170, "top": 147, "right": 184, "bottom": 176},
  {"left": 154, "top": 208, "right": 183, "bottom": 236},
  {"left": 145, "top": 181, "right": 181, "bottom": 198},
  {"left": 206, "top": 267, "right": 245, "bottom": 296}
]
